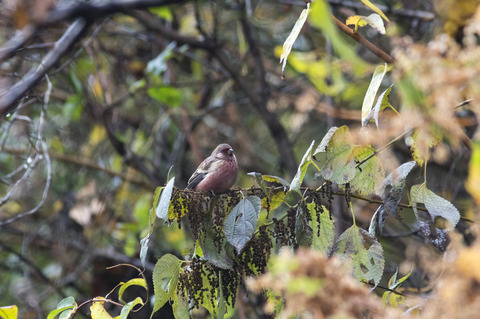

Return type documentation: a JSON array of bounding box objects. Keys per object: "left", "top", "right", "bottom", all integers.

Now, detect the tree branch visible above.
[
  {"left": 331, "top": 15, "right": 395, "bottom": 64},
  {"left": 0, "top": 18, "right": 89, "bottom": 117}
]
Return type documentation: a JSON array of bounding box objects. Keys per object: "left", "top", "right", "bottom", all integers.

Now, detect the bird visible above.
[{"left": 186, "top": 143, "right": 238, "bottom": 193}]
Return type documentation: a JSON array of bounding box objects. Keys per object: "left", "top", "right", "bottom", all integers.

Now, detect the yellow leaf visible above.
[
  {"left": 346, "top": 15, "right": 367, "bottom": 32},
  {"left": 466, "top": 143, "right": 480, "bottom": 205},
  {"left": 360, "top": 0, "right": 390, "bottom": 22},
  {"left": 89, "top": 125, "right": 107, "bottom": 147},
  {"left": 88, "top": 75, "right": 104, "bottom": 102},
  {"left": 280, "top": 4, "right": 311, "bottom": 74},
  {"left": 0, "top": 305, "right": 18, "bottom": 319},
  {"left": 90, "top": 298, "right": 113, "bottom": 319}
]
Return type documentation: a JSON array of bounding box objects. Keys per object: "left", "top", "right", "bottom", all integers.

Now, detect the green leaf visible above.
[
  {"left": 224, "top": 196, "right": 261, "bottom": 254},
  {"left": 149, "top": 6, "right": 173, "bottom": 21},
  {"left": 247, "top": 172, "right": 269, "bottom": 195},
  {"left": 171, "top": 291, "right": 189, "bottom": 319},
  {"left": 314, "top": 126, "right": 357, "bottom": 184},
  {"left": 280, "top": 3, "right": 311, "bottom": 74},
  {"left": 0, "top": 305, "right": 18, "bottom": 319},
  {"left": 217, "top": 272, "right": 227, "bottom": 319},
  {"left": 363, "top": 233, "right": 385, "bottom": 287},
  {"left": 347, "top": 146, "right": 385, "bottom": 196},
  {"left": 199, "top": 224, "right": 234, "bottom": 269},
  {"left": 140, "top": 207, "right": 157, "bottom": 269},
  {"left": 151, "top": 254, "right": 182, "bottom": 318},
  {"left": 63, "top": 94, "right": 83, "bottom": 121},
  {"left": 361, "top": 64, "right": 388, "bottom": 126},
  {"left": 118, "top": 278, "right": 147, "bottom": 304},
  {"left": 289, "top": 140, "right": 315, "bottom": 193},
  {"left": 336, "top": 225, "right": 384, "bottom": 287},
  {"left": 295, "top": 206, "right": 313, "bottom": 247},
  {"left": 148, "top": 86, "right": 182, "bottom": 107},
  {"left": 309, "top": 0, "right": 368, "bottom": 74},
  {"left": 308, "top": 202, "right": 335, "bottom": 255},
  {"left": 156, "top": 177, "right": 175, "bottom": 222},
  {"left": 410, "top": 184, "right": 460, "bottom": 229},
  {"left": 119, "top": 297, "right": 144, "bottom": 319},
  {"left": 47, "top": 297, "right": 77, "bottom": 319}
]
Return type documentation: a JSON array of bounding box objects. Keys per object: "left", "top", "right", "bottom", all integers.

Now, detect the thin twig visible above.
[{"left": 1, "top": 147, "right": 156, "bottom": 190}]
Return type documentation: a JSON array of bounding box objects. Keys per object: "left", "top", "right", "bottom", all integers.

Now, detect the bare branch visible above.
[
  {"left": 331, "top": 15, "right": 395, "bottom": 64},
  {"left": 0, "top": 18, "right": 89, "bottom": 117}
]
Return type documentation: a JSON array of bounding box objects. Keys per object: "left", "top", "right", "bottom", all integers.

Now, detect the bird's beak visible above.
[{"left": 228, "top": 148, "right": 234, "bottom": 155}]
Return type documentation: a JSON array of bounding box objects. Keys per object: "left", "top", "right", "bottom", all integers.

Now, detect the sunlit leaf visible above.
[
  {"left": 149, "top": 6, "right": 173, "bottom": 21},
  {"left": 289, "top": 140, "right": 315, "bottom": 193},
  {"left": 156, "top": 177, "right": 175, "bottom": 222},
  {"left": 336, "top": 225, "right": 384, "bottom": 287},
  {"left": 151, "top": 254, "right": 182, "bottom": 318},
  {"left": 364, "top": 84, "right": 394, "bottom": 127},
  {"left": 411, "top": 184, "right": 460, "bottom": 229},
  {"left": 314, "top": 126, "right": 357, "bottom": 184},
  {"left": 261, "top": 191, "right": 286, "bottom": 211},
  {"left": 224, "top": 196, "right": 261, "bottom": 254},
  {"left": 362, "top": 64, "right": 388, "bottom": 126},
  {"left": 346, "top": 15, "right": 368, "bottom": 32},
  {"left": 90, "top": 298, "right": 113, "bottom": 319},
  {"left": 360, "top": 0, "right": 390, "bottom": 22},
  {"left": 347, "top": 13, "right": 386, "bottom": 34},
  {"left": 347, "top": 146, "right": 384, "bottom": 195},
  {"left": 0, "top": 305, "right": 18, "bottom": 319},
  {"left": 308, "top": 202, "right": 335, "bottom": 255},
  {"left": 408, "top": 129, "right": 442, "bottom": 167},
  {"left": 118, "top": 278, "right": 147, "bottom": 305},
  {"left": 466, "top": 142, "right": 480, "bottom": 205},
  {"left": 280, "top": 3, "right": 311, "bottom": 75}
]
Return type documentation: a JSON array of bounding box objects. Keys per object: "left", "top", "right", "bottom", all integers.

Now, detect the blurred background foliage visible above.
[{"left": 1, "top": 0, "right": 480, "bottom": 318}]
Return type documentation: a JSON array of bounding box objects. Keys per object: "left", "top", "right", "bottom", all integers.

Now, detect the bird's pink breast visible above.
[{"left": 195, "top": 159, "right": 238, "bottom": 192}]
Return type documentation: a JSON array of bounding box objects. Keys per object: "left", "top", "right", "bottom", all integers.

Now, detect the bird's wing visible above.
[{"left": 186, "top": 172, "right": 207, "bottom": 189}]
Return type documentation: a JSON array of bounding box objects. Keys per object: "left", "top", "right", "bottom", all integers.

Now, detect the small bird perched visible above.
[{"left": 186, "top": 143, "right": 238, "bottom": 193}]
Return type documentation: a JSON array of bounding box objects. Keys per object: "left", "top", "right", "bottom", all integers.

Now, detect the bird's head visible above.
[{"left": 213, "top": 143, "right": 235, "bottom": 160}]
